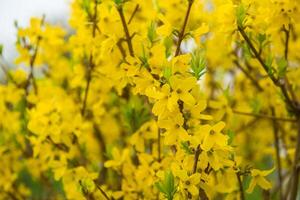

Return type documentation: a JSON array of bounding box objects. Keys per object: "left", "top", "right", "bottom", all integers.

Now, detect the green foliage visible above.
[
  {"left": 236, "top": 4, "right": 247, "bottom": 28},
  {"left": 276, "top": 57, "right": 287, "bottom": 78},
  {"left": 155, "top": 171, "right": 177, "bottom": 200},
  {"left": 227, "top": 129, "right": 235, "bottom": 145},
  {"left": 180, "top": 141, "right": 193, "bottom": 154},
  {"left": 148, "top": 21, "right": 157, "bottom": 44},
  {"left": 164, "top": 36, "right": 173, "bottom": 58},
  {"left": 190, "top": 49, "right": 206, "bottom": 80},
  {"left": 0, "top": 44, "right": 3, "bottom": 56},
  {"left": 122, "top": 95, "right": 151, "bottom": 133},
  {"left": 163, "top": 66, "right": 172, "bottom": 82},
  {"left": 80, "top": 178, "right": 96, "bottom": 194},
  {"left": 250, "top": 98, "right": 261, "bottom": 114}
]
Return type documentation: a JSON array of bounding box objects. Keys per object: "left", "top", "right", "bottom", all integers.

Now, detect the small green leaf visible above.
[
  {"left": 80, "top": 178, "right": 96, "bottom": 193},
  {"left": 257, "top": 33, "right": 266, "bottom": 45},
  {"left": 147, "top": 21, "right": 157, "bottom": 43},
  {"left": 190, "top": 49, "right": 206, "bottom": 80},
  {"left": 155, "top": 171, "right": 177, "bottom": 200},
  {"left": 164, "top": 36, "right": 173, "bottom": 58},
  {"left": 265, "top": 55, "right": 275, "bottom": 76},
  {"left": 0, "top": 44, "right": 3, "bottom": 56},
  {"left": 121, "top": 96, "right": 151, "bottom": 133},
  {"left": 276, "top": 57, "right": 287, "bottom": 78},
  {"left": 139, "top": 45, "right": 150, "bottom": 69},
  {"left": 114, "top": 0, "right": 123, "bottom": 6},
  {"left": 180, "top": 141, "right": 193, "bottom": 154},
  {"left": 163, "top": 66, "right": 172, "bottom": 81},
  {"left": 227, "top": 129, "right": 235, "bottom": 145},
  {"left": 236, "top": 4, "right": 247, "bottom": 28},
  {"left": 82, "top": 0, "right": 91, "bottom": 13},
  {"left": 250, "top": 98, "right": 261, "bottom": 114}
]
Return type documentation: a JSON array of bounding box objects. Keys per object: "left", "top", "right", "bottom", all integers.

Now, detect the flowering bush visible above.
[{"left": 1, "top": 0, "right": 300, "bottom": 199}]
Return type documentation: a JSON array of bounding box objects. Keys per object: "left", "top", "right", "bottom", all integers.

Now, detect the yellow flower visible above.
[
  {"left": 158, "top": 112, "right": 190, "bottom": 145},
  {"left": 104, "top": 147, "right": 130, "bottom": 169},
  {"left": 247, "top": 168, "right": 274, "bottom": 193},
  {"left": 200, "top": 121, "right": 228, "bottom": 151},
  {"left": 172, "top": 163, "right": 201, "bottom": 196}
]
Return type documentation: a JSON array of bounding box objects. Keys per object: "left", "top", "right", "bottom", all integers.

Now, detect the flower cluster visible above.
[{"left": 1, "top": 0, "right": 300, "bottom": 199}]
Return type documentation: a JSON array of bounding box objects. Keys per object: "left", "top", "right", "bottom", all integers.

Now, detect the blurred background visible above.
[{"left": 0, "top": 0, "right": 70, "bottom": 62}]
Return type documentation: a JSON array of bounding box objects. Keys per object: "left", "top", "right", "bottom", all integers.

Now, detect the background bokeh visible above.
[{"left": 0, "top": 0, "right": 70, "bottom": 62}]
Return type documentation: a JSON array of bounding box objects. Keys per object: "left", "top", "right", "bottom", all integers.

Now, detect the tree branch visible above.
[
  {"left": 117, "top": 5, "right": 134, "bottom": 56},
  {"left": 232, "top": 109, "right": 297, "bottom": 122},
  {"left": 82, "top": 0, "right": 99, "bottom": 116},
  {"left": 175, "top": 0, "right": 194, "bottom": 56}
]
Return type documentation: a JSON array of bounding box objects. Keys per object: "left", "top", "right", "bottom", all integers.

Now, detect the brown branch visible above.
[
  {"left": 236, "top": 172, "right": 246, "bottom": 200},
  {"left": 282, "top": 25, "right": 298, "bottom": 103},
  {"left": 81, "top": 0, "right": 99, "bottom": 116},
  {"left": 238, "top": 26, "right": 297, "bottom": 112},
  {"left": 127, "top": 4, "right": 139, "bottom": 25},
  {"left": 233, "top": 59, "right": 264, "bottom": 91},
  {"left": 158, "top": 128, "right": 161, "bottom": 162},
  {"left": 192, "top": 145, "right": 201, "bottom": 173},
  {"left": 175, "top": 0, "right": 194, "bottom": 56},
  {"left": 288, "top": 120, "right": 300, "bottom": 200},
  {"left": 95, "top": 182, "right": 111, "bottom": 200},
  {"left": 191, "top": 145, "right": 208, "bottom": 200},
  {"left": 283, "top": 25, "right": 290, "bottom": 61},
  {"left": 117, "top": 5, "right": 134, "bottom": 56},
  {"left": 0, "top": 61, "right": 18, "bottom": 85},
  {"left": 232, "top": 110, "right": 297, "bottom": 122},
  {"left": 24, "top": 15, "right": 45, "bottom": 96},
  {"left": 239, "top": 20, "right": 300, "bottom": 200},
  {"left": 271, "top": 107, "right": 284, "bottom": 200}
]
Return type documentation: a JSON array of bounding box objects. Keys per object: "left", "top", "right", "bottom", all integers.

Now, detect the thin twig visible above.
[
  {"left": 282, "top": 24, "right": 298, "bottom": 103},
  {"left": 192, "top": 145, "right": 201, "bottom": 173},
  {"left": 117, "top": 6, "right": 134, "bottom": 56},
  {"left": 232, "top": 110, "right": 297, "bottom": 122},
  {"left": 233, "top": 59, "right": 263, "bottom": 91},
  {"left": 238, "top": 25, "right": 300, "bottom": 200},
  {"left": 0, "top": 61, "right": 18, "bottom": 85},
  {"left": 236, "top": 172, "right": 246, "bottom": 200},
  {"left": 175, "top": 0, "right": 193, "bottom": 56},
  {"left": 24, "top": 15, "right": 45, "bottom": 96},
  {"left": 271, "top": 107, "right": 283, "bottom": 200},
  {"left": 238, "top": 26, "right": 297, "bottom": 111},
  {"left": 81, "top": 0, "right": 99, "bottom": 116},
  {"left": 127, "top": 4, "right": 139, "bottom": 25},
  {"left": 158, "top": 128, "right": 161, "bottom": 162},
  {"left": 191, "top": 145, "right": 208, "bottom": 200},
  {"left": 95, "top": 182, "right": 111, "bottom": 200},
  {"left": 288, "top": 120, "right": 300, "bottom": 200}
]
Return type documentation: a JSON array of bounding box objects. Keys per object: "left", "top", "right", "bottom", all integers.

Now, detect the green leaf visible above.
[
  {"left": 265, "top": 55, "right": 275, "bottom": 76},
  {"left": 249, "top": 98, "right": 261, "bottom": 114},
  {"left": 80, "top": 178, "right": 96, "bottom": 193},
  {"left": 164, "top": 36, "right": 173, "bottom": 58},
  {"left": 276, "top": 57, "right": 287, "bottom": 78},
  {"left": 236, "top": 4, "right": 247, "bottom": 28},
  {"left": 227, "top": 129, "right": 235, "bottom": 145},
  {"left": 180, "top": 141, "right": 193, "bottom": 154},
  {"left": 147, "top": 21, "right": 157, "bottom": 43},
  {"left": 190, "top": 49, "right": 206, "bottom": 80},
  {"left": 163, "top": 66, "right": 172, "bottom": 81},
  {"left": 114, "top": 0, "right": 123, "bottom": 6},
  {"left": 155, "top": 171, "right": 177, "bottom": 200},
  {"left": 121, "top": 95, "right": 151, "bottom": 133},
  {"left": 257, "top": 34, "right": 266, "bottom": 46},
  {"left": 0, "top": 44, "right": 3, "bottom": 56},
  {"left": 82, "top": 0, "right": 91, "bottom": 13},
  {"left": 139, "top": 45, "right": 150, "bottom": 69}
]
